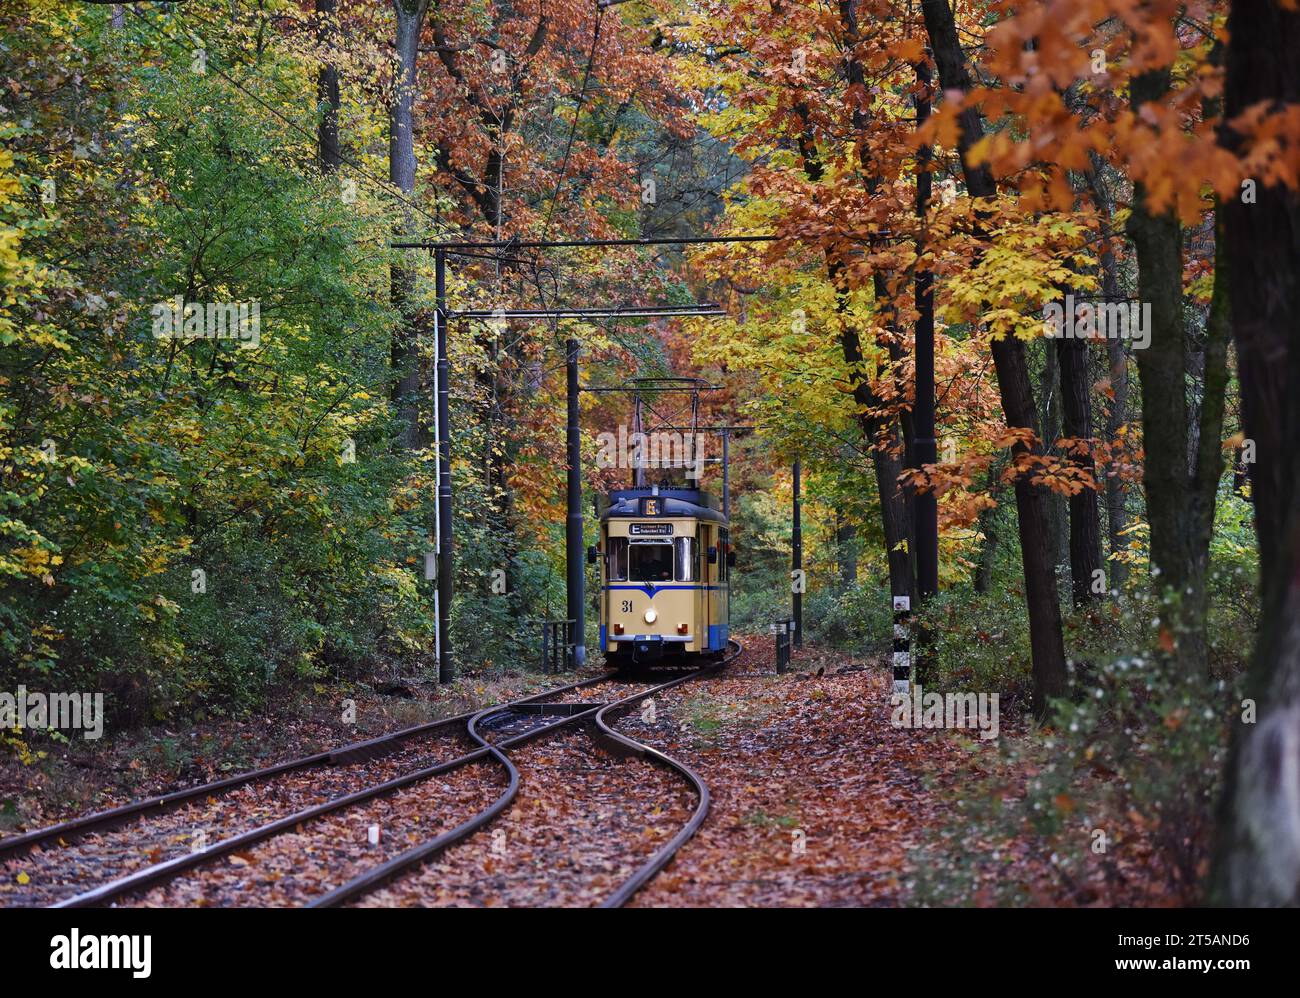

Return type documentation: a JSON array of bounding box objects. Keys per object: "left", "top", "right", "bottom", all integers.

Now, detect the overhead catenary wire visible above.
[
  {"left": 394, "top": 233, "right": 779, "bottom": 250},
  {"left": 452, "top": 304, "right": 725, "bottom": 319}
]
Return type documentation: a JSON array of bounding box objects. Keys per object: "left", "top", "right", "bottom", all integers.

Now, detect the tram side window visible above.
[
  {"left": 719, "top": 528, "right": 729, "bottom": 582},
  {"left": 674, "top": 537, "right": 698, "bottom": 582},
  {"left": 607, "top": 537, "right": 628, "bottom": 581},
  {"left": 629, "top": 542, "right": 674, "bottom": 582}
]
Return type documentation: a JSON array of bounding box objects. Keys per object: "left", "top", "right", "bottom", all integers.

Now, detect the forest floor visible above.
[
  {"left": 619, "top": 639, "right": 1175, "bottom": 906},
  {"left": 3, "top": 637, "right": 1175, "bottom": 906},
  {"left": 623, "top": 642, "right": 957, "bottom": 905}
]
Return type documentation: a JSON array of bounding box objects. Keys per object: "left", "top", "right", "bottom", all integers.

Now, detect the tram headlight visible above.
[{"left": 643, "top": 608, "right": 658, "bottom": 624}]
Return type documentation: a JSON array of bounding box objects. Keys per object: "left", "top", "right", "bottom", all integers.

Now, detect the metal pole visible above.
[
  {"left": 632, "top": 391, "right": 645, "bottom": 488},
  {"left": 435, "top": 248, "right": 454, "bottom": 683},
  {"left": 915, "top": 56, "right": 939, "bottom": 601},
  {"left": 792, "top": 460, "right": 803, "bottom": 649},
  {"left": 431, "top": 284, "right": 441, "bottom": 679},
  {"left": 565, "top": 336, "right": 586, "bottom": 667},
  {"left": 722, "top": 430, "right": 730, "bottom": 519}
]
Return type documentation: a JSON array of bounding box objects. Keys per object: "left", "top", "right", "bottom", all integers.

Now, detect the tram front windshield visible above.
[{"left": 629, "top": 542, "right": 674, "bottom": 582}]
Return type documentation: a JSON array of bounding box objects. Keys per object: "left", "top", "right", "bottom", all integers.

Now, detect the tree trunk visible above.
[
  {"left": 836, "top": 514, "right": 858, "bottom": 590},
  {"left": 841, "top": 271, "right": 916, "bottom": 606},
  {"left": 973, "top": 503, "right": 999, "bottom": 594},
  {"left": 913, "top": 54, "right": 939, "bottom": 601},
  {"left": 389, "top": 0, "right": 430, "bottom": 451},
  {"left": 1125, "top": 156, "right": 1189, "bottom": 597},
  {"left": 316, "top": 0, "right": 342, "bottom": 175},
  {"left": 390, "top": 1, "right": 425, "bottom": 195},
  {"left": 1039, "top": 339, "right": 1067, "bottom": 577},
  {"left": 1211, "top": 0, "right": 1300, "bottom": 907},
  {"left": 974, "top": 456, "right": 1006, "bottom": 594},
  {"left": 1127, "top": 66, "right": 1227, "bottom": 672},
  {"left": 1056, "top": 333, "right": 1104, "bottom": 604},
  {"left": 1084, "top": 159, "right": 1132, "bottom": 591},
  {"left": 1104, "top": 332, "right": 1132, "bottom": 590},
  {"left": 793, "top": 55, "right": 917, "bottom": 606},
  {"left": 826, "top": 3, "right": 921, "bottom": 606},
  {"left": 921, "top": 0, "right": 1067, "bottom": 717},
  {"left": 1188, "top": 203, "right": 1232, "bottom": 657}
]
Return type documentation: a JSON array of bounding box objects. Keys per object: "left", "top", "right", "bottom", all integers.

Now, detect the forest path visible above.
[{"left": 616, "top": 640, "right": 973, "bottom": 906}]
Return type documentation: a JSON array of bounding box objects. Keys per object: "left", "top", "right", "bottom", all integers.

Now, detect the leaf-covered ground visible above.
[
  {"left": 4, "top": 641, "right": 1177, "bottom": 907},
  {"left": 353, "top": 730, "right": 693, "bottom": 907},
  {"left": 0, "top": 669, "right": 605, "bottom": 836},
  {"left": 614, "top": 644, "right": 963, "bottom": 906},
  {"left": 2, "top": 726, "right": 476, "bottom": 907},
  {"left": 616, "top": 640, "right": 1173, "bottom": 907},
  {"left": 124, "top": 760, "right": 505, "bottom": 908}
]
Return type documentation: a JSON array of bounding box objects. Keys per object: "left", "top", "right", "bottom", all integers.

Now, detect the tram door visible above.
[{"left": 698, "top": 523, "right": 710, "bottom": 649}]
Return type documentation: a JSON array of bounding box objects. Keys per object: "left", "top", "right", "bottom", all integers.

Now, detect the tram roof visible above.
[{"left": 596, "top": 486, "right": 727, "bottom": 525}]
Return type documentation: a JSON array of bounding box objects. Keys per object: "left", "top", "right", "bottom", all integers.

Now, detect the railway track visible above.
[
  {"left": 3, "top": 642, "right": 742, "bottom": 908},
  {"left": 322, "top": 639, "right": 743, "bottom": 908},
  {"left": 0, "top": 673, "right": 613, "bottom": 907}
]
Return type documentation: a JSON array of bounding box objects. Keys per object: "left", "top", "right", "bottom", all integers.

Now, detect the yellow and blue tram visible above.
[{"left": 594, "top": 485, "right": 732, "bottom": 666}]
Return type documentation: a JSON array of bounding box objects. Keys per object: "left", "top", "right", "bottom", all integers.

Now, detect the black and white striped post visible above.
[{"left": 892, "top": 595, "right": 911, "bottom": 695}]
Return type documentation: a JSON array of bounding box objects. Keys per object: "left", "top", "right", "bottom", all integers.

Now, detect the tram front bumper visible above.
[{"left": 630, "top": 636, "right": 666, "bottom": 662}]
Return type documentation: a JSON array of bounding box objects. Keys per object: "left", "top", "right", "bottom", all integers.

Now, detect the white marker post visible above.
[{"left": 892, "top": 595, "right": 911, "bottom": 696}]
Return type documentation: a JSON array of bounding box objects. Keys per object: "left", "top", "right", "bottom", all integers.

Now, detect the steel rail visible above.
[
  {"left": 306, "top": 703, "right": 522, "bottom": 907},
  {"left": 2, "top": 671, "right": 611, "bottom": 862},
  {"left": 43, "top": 647, "right": 741, "bottom": 909},
  {"left": 316, "top": 642, "right": 743, "bottom": 908},
  {"left": 38, "top": 675, "right": 616, "bottom": 908},
  {"left": 594, "top": 640, "right": 741, "bottom": 908}
]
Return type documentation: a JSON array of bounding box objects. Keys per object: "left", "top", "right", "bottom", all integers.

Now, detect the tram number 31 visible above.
[{"left": 621, "top": 600, "right": 633, "bottom": 612}]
